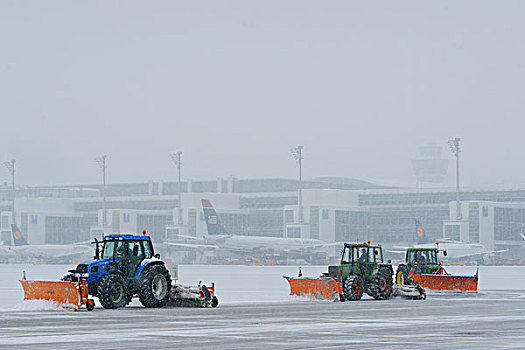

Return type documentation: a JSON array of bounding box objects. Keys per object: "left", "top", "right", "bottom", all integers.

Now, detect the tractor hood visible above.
[{"left": 75, "top": 258, "right": 117, "bottom": 281}]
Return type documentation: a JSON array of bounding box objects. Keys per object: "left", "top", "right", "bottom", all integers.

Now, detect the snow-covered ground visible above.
[{"left": 1, "top": 264, "right": 524, "bottom": 311}]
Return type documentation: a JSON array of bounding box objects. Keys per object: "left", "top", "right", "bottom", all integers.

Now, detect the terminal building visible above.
[{"left": 1, "top": 177, "right": 524, "bottom": 262}]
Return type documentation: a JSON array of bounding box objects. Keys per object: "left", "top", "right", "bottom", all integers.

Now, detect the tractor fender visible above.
[{"left": 135, "top": 258, "right": 165, "bottom": 279}]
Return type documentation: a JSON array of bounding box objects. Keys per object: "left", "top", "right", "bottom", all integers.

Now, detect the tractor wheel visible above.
[
  {"left": 395, "top": 265, "right": 409, "bottom": 285},
  {"left": 211, "top": 296, "right": 219, "bottom": 308},
  {"left": 139, "top": 265, "right": 172, "bottom": 308},
  {"left": 344, "top": 275, "right": 364, "bottom": 301},
  {"left": 97, "top": 275, "right": 131, "bottom": 309},
  {"left": 371, "top": 267, "right": 393, "bottom": 300}
]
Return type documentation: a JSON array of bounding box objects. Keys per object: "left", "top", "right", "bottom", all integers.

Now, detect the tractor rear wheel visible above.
[
  {"left": 344, "top": 275, "right": 364, "bottom": 301},
  {"left": 371, "top": 267, "right": 393, "bottom": 300},
  {"left": 98, "top": 275, "right": 131, "bottom": 309},
  {"left": 139, "top": 265, "right": 172, "bottom": 308},
  {"left": 395, "top": 265, "right": 409, "bottom": 285}
]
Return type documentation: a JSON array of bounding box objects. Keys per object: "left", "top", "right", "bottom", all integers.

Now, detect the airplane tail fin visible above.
[
  {"left": 415, "top": 219, "right": 427, "bottom": 244},
  {"left": 201, "top": 199, "right": 227, "bottom": 235},
  {"left": 12, "top": 224, "right": 28, "bottom": 246}
]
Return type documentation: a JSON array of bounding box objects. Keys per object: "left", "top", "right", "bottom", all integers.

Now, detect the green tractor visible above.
[
  {"left": 328, "top": 242, "right": 393, "bottom": 301},
  {"left": 395, "top": 246, "right": 447, "bottom": 285}
]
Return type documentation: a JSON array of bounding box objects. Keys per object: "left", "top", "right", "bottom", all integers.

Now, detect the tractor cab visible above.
[
  {"left": 327, "top": 242, "right": 394, "bottom": 301},
  {"left": 406, "top": 248, "right": 441, "bottom": 274},
  {"left": 396, "top": 247, "right": 446, "bottom": 285},
  {"left": 99, "top": 234, "right": 156, "bottom": 278}
]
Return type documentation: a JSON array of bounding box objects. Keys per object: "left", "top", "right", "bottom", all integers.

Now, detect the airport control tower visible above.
[{"left": 412, "top": 145, "right": 449, "bottom": 187}]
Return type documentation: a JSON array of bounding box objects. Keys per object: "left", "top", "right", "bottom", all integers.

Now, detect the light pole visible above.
[
  {"left": 448, "top": 138, "right": 461, "bottom": 220},
  {"left": 95, "top": 155, "right": 107, "bottom": 227},
  {"left": 169, "top": 152, "right": 183, "bottom": 225},
  {"left": 4, "top": 160, "right": 15, "bottom": 226},
  {"left": 290, "top": 145, "right": 304, "bottom": 224}
]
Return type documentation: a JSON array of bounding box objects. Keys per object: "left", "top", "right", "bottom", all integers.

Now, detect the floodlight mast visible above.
[
  {"left": 95, "top": 155, "right": 107, "bottom": 227},
  {"left": 4, "top": 160, "right": 15, "bottom": 226},
  {"left": 290, "top": 146, "right": 304, "bottom": 224},
  {"left": 448, "top": 138, "right": 461, "bottom": 220},
  {"left": 169, "top": 152, "right": 183, "bottom": 225}
]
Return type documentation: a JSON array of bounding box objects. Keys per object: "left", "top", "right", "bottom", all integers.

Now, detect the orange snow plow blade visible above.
[
  {"left": 284, "top": 276, "right": 342, "bottom": 301},
  {"left": 19, "top": 280, "right": 81, "bottom": 310},
  {"left": 411, "top": 267, "right": 479, "bottom": 294}
]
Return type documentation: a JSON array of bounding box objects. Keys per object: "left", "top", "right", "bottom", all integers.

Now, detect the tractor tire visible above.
[
  {"left": 211, "top": 296, "right": 219, "bottom": 308},
  {"left": 139, "top": 264, "right": 172, "bottom": 308},
  {"left": 344, "top": 275, "right": 364, "bottom": 301},
  {"left": 395, "top": 265, "right": 409, "bottom": 285},
  {"left": 371, "top": 267, "right": 393, "bottom": 300},
  {"left": 97, "top": 275, "right": 131, "bottom": 309}
]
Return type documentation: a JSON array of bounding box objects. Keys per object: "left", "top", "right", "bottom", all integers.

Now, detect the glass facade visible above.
[
  {"left": 334, "top": 210, "right": 368, "bottom": 243},
  {"left": 494, "top": 207, "right": 521, "bottom": 241},
  {"left": 444, "top": 224, "right": 460, "bottom": 241},
  {"left": 136, "top": 214, "right": 172, "bottom": 243},
  {"left": 45, "top": 216, "right": 83, "bottom": 244},
  {"left": 309, "top": 207, "right": 319, "bottom": 240},
  {"left": 287, "top": 227, "right": 301, "bottom": 238},
  {"left": 469, "top": 203, "right": 480, "bottom": 243}
]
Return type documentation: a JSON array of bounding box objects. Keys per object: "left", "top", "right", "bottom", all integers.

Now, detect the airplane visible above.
[
  {"left": 8, "top": 224, "right": 92, "bottom": 262},
  {"left": 166, "top": 199, "right": 338, "bottom": 262},
  {"left": 0, "top": 242, "right": 16, "bottom": 262},
  {"left": 388, "top": 221, "right": 507, "bottom": 264}
]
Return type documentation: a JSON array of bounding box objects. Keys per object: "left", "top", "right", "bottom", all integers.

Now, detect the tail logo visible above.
[
  {"left": 14, "top": 230, "right": 21, "bottom": 240},
  {"left": 416, "top": 226, "right": 424, "bottom": 238}
]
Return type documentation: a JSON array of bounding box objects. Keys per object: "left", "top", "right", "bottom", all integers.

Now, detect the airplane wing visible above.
[
  {"left": 452, "top": 249, "right": 508, "bottom": 259},
  {"left": 165, "top": 242, "right": 219, "bottom": 250},
  {"left": 386, "top": 250, "right": 406, "bottom": 255},
  {"left": 521, "top": 233, "right": 525, "bottom": 240},
  {"left": 173, "top": 234, "right": 208, "bottom": 242},
  {"left": 285, "top": 242, "right": 347, "bottom": 255}
]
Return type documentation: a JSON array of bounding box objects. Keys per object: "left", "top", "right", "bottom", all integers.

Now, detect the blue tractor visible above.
[{"left": 64, "top": 231, "right": 172, "bottom": 309}]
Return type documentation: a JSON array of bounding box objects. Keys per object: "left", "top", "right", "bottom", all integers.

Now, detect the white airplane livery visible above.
[
  {"left": 9, "top": 224, "right": 92, "bottom": 261},
  {"left": 167, "top": 199, "right": 335, "bottom": 254},
  {"left": 389, "top": 222, "right": 507, "bottom": 264}
]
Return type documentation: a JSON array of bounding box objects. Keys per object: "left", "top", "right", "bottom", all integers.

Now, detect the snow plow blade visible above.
[
  {"left": 19, "top": 280, "right": 81, "bottom": 310},
  {"left": 283, "top": 276, "right": 342, "bottom": 301},
  {"left": 411, "top": 267, "right": 478, "bottom": 294}
]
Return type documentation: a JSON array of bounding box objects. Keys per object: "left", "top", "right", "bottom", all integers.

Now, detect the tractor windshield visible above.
[
  {"left": 414, "top": 250, "right": 438, "bottom": 265},
  {"left": 342, "top": 247, "right": 351, "bottom": 263},
  {"left": 101, "top": 240, "right": 125, "bottom": 259}
]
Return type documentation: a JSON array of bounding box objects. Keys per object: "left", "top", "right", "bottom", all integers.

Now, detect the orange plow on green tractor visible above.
[
  {"left": 409, "top": 266, "right": 479, "bottom": 294},
  {"left": 396, "top": 246, "right": 479, "bottom": 294},
  {"left": 284, "top": 242, "right": 426, "bottom": 301}
]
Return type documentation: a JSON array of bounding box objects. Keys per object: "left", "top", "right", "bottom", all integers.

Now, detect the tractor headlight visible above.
[
  {"left": 75, "top": 273, "right": 80, "bottom": 278},
  {"left": 82, "top": 273, "right": 89, "bottom": 278}
]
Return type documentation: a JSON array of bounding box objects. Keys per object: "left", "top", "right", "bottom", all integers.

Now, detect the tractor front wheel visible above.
[
  {"left": 395, "top": 265, "right": 409, "bottom": 285},
  {"left": 344, "top": 275, "right": 364, "bottom": 301},
  {"left": 139, "top": 265, "right": 172, "bottom": 308},
  {"left": 98, "top": 275, "right": 131, "bottom": 309}
]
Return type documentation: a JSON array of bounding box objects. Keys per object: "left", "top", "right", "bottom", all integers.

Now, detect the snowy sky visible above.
[{"left": 1, "top": 1, "right": 524, "bottom": 188}]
